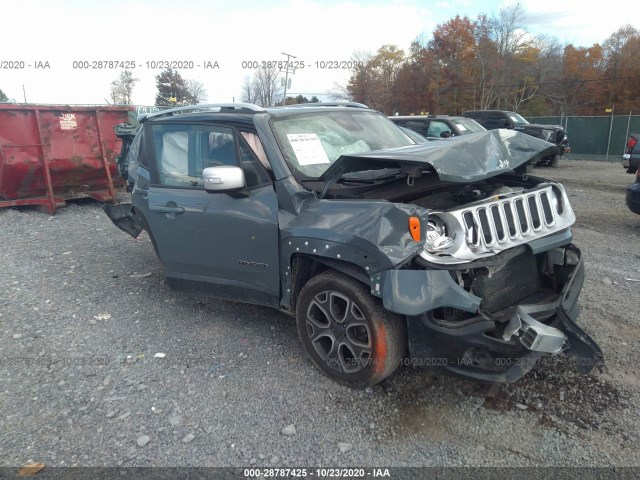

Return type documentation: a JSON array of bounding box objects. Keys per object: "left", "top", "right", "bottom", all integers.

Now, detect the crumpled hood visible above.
[{"left": 321, "top": 129, "right": 559, "bottom": 183}]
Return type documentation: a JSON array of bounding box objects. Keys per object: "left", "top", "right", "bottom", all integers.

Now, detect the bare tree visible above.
[
  {"left": 185, "top": 79, "right": 208, "bottom": 104},
  {"left": 327, "top": 82, "right": 352, "bottom": 101},
  {"left": 253, "top": 66, "right": 283, "bottom": 106},
  {"left": 110, "top": 70, "right": 139, "bottom": 105},
  {"left": 240, "top": 76, "right": 258, "bottom": 103}
]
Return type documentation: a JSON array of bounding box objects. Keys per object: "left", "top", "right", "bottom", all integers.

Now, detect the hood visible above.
[{"left": 320, "top": 129, "right": 559, "bottom": 183}]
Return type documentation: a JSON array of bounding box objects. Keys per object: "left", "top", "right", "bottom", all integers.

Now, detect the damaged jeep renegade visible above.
[{"left": 105, "top": 103, "right": 603, "bottom": 387}]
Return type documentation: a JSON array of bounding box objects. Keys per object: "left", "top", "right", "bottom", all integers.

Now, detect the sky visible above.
[{"left": 0, "top": 0, "right": 636, "bottom": 106}]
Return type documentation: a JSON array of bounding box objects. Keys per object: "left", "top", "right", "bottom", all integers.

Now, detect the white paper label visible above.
[
  {"left": 287, "top": 133, "right": 330, "bottom": 165},
  {"left": 456, "top": 124, "right": 467, "bottom": 131},
  {"left": 59, "top": 113, "right": 77, "bottom": 130}
]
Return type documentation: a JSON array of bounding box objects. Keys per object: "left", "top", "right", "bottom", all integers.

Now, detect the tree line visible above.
[{"left": 335, "top": 4, "right": 640, "bottom": 116}]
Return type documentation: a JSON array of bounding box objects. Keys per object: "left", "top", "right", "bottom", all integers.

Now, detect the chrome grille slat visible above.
[
  {"left": 523, "top": 196, "right": 537, "bottom": 232},
  {"left": 538, "top": 192, "right": 555, "bottom": 226},
  {"left": 502, "top": 202, "right": 518, "bottom": 238}
]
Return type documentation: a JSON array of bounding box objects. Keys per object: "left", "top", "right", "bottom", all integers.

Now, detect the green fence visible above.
[{"left": 529, "top": 115, "right": 640, "bottom": 162}]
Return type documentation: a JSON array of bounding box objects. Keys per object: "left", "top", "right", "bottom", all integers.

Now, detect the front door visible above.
[{"left": 143, "top": 122, "right": 279, "bottom": 307}]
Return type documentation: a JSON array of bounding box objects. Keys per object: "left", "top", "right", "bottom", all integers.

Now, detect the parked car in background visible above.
[
  {"left": 389, "top": 115, "right": 486, "bottom": 139},
  {"left": 104, "top": 102, "right": 602, "bottom": 388},
  {"left": 622, "top": 133, "right": 640, "bottom": 173},
  {"left": 627, "top": 167, "right": 640, "bottom": 215},
  {"left": 463, "top": 110, "right": 569, "bottom": 167},
  {"left": 398, "top": 125, "right": 428, "bottom": 144}
]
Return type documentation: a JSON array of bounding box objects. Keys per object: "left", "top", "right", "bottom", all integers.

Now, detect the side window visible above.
[
  {"left": 151, "top": 124, "right": 238, "bottom": 188},
  {"left": 426, "top": 121, "right": 451, "bottom": 137},
  {"left": 238, "top": 134, "right": 272, "bottom": 188},
  {"left": 405, "top": 120, "right": 428, "bottom": 137},
  {"left": 485, "top": 115, "right": 508, "bottom": 128}
]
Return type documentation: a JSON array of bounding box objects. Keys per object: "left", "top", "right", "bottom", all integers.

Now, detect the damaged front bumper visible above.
[{"left": 375, "top": 245, "right": 603, "bottom": 383}]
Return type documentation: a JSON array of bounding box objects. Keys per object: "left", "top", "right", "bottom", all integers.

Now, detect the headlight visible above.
[{"left": 425, "top": 215, "right": 455, "bottom": 252}]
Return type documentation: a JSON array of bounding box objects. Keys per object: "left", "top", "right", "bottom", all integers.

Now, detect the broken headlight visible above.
[{"left": 424, "top": 215, "right": 456, "bottom": 253}]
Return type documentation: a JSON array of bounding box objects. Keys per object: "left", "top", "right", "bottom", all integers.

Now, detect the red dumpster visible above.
[{"left": 0, "top": 104, "right": 134, "bottom": 213}]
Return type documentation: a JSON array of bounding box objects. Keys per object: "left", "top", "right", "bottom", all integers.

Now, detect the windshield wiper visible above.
[
  {"left": 341, "top": 168, "right": 402, "bottom": 182},
  {"left": 318, "top": 165, "right": 345, "bottom": 199}
]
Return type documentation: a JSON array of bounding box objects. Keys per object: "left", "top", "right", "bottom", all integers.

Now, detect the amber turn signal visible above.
[{"left": 409, "top": 216, "right": 421, "bottom": 242}]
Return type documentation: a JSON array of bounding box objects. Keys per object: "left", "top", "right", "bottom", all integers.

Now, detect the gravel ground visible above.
[{"left": 0, "top": 159, "right": 638, "bottom": 468}]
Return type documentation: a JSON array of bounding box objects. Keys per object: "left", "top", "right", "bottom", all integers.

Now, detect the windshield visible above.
[
  {"left": 507, "top": 113, "right": 529, "bottom": 125},
  {"left": 450, "top": 118, "right": 486, "bottom": 134},
  {"left": 271, "top": 110, "right": 413, "bottom": 178}
]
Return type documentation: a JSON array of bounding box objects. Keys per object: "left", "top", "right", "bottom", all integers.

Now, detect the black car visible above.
[
  {"left": 627, "top": 167, "right": 640, "bottom": 214},
  {"left": 398, "top": 125, "right": 428, "bottom": 144},
  {"left": 463, "top": 110, "right": 569, "bottom": 167},
  {"left": 389, "top": 115, "right": 486, "bottom": 139},
  {"left": 622, "top": 133, "right": 640, "bottom": 173},
  {"left": 104, "top": 102, "right": 602, "bottom": 388}
]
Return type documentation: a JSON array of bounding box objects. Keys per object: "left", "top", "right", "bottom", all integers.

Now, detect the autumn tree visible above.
[
  {"left": 601, "top": 25, "right": 640, "bottom": 112},
  {"left": 429, "top": 15, "right": 477, "bottom": 113},
  {"left": 340, "top": 10, "right": 640, "bottom": 117},
  {"left": 110, "top": 70, "right": 138, "bottom": 105}
]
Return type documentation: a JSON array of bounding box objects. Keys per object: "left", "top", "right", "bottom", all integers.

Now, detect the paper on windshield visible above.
[{"left": 287, "top": 133, "right": 330, "bottom": 165}]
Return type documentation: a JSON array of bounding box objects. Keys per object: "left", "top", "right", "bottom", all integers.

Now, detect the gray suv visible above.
[{"left": 105, "top": 102, "right": 602, "bottom": 388}]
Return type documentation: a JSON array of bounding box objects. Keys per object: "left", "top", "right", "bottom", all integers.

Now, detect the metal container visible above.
[{"left": 0, "top": 104, "right": 133, "bottom": 213}]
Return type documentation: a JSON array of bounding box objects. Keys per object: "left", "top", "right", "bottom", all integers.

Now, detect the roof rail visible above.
[
  {"left": 283, "top": 102, "right": 369, "bottom": 109},
  {"left": 138, "top": 103, "right": 265, "bottom": 122}
]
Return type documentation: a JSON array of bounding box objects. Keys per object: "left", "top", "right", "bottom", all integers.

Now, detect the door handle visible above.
[{"left": 158, "top": 206, "right": 185, "bottom": 214}]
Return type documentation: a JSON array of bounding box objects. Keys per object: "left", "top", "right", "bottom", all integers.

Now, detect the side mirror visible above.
[{"left": 203, "top": 166, "right": 245, "bottom": 192}]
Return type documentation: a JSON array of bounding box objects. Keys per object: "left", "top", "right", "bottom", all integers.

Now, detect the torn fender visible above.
[{"left": 374, "top": 269, "right": 482, "bottom": 316}]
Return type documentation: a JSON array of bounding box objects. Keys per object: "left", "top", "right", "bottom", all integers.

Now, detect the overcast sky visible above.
[{"left": 0, "top": 0, "right": 635, "bottom": 106}]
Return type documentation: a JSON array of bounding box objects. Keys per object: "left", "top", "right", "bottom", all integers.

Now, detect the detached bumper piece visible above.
[
  {"left": 406, "top": 245, "right": 604, "bottom": 383},
  {"left": 103, "top": 203, "right": 143, "bottom": 238}
]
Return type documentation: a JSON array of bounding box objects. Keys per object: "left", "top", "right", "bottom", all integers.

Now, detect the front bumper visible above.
[{"left": 405, "top": 246, "right": 604, "bottom": 383}]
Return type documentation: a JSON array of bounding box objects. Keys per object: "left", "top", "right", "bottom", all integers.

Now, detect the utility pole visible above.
[
  {"left": 280, "top": 52, "right": 297, "bottom": 106},
  {"left": 605, "top": 104, "right": 615, "bottom": 161},
  {"left": 23, "top": 85, "right": 27, "bottom": 103}
]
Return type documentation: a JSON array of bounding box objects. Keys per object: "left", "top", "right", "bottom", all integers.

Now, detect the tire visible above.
[
  {"left": 295, "top": 270, "right": 406, "bottom": 388},
  {"left": 550, "top": 154, "right": 560, "bottom": 167}
]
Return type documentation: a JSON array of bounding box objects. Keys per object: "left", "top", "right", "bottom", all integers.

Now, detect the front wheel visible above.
[
  {"left": 295, "top": 271, "right": 406, "bottom": 388},
  {"left": 550, "top": 154, "right": 560, "bottom": 167}
]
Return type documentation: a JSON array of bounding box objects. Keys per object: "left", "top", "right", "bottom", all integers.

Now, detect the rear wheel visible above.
[{"left": 295, "top": 271, "right": 406, "bottom": 388}]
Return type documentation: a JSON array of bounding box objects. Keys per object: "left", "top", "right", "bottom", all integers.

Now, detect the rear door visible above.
[{"left": 142, "top": 121, "right": 280, "bottom": 307}]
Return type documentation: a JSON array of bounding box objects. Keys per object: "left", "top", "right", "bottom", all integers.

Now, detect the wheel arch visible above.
[{"left": 286, "top": 253, "right": 372, "bottom": 314}]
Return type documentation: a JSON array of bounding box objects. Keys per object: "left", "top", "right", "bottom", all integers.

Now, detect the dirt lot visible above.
[{"left": 0, "top": 159, "right": 638, "bottom": 469}]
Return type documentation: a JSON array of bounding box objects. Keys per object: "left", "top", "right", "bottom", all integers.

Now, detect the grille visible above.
[
  {"left": 419, "top": 183, "right": 575, "bottom": 265},
  {"left": 463, "top": 187, "right": 557, "bottom": 249}
]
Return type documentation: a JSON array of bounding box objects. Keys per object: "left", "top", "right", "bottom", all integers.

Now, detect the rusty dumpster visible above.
[{"left": 0, "top": 104, "right": 134, "bottom": 213}]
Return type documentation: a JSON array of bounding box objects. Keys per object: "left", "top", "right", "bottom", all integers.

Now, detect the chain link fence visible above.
[{"left": 529, "top": 114, "right": 640, "bottom": 162}]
